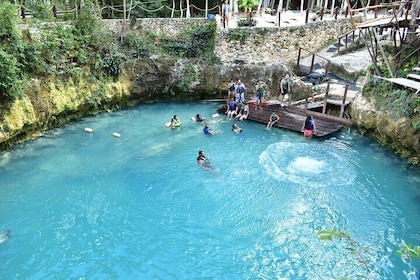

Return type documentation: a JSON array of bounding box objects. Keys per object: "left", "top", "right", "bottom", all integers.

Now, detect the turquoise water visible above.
[{"left": 0, "top": 102, "right": 419, "bottom": 279}]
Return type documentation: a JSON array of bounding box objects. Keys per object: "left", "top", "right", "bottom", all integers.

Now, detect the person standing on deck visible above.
[
  {"left": 227, "top": 79, "right": 236, "bottom": 105},
  {"left": 255, "top": 80, "right": 267, "bottom": 111},
  {"left": 279, "top": 74, "right": 291, "bottom": 107},
  {"left": 235, "top": 79, "right": 246, "bottom": 104}
]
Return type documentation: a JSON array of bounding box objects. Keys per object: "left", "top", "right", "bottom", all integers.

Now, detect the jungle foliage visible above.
[
  {"left": 362, "top": 46, "right": 420, "bottom": 130},
  {"left": 0, "top": 1, "right": 217, "bottom": 106}
]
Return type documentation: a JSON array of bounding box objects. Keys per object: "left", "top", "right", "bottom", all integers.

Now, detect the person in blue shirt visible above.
[
  {"left": 235, "top": 79, "right": 246, "bottom": 104},
  {"left": 203, "top": 124, "right": 216, "bottom": 135},
  {"left": 302, "top": 115, "right": 316, "bottom": 139}
]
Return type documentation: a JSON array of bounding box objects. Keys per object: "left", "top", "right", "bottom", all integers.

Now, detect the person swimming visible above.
[
  {"left": 195, "top": 114, "right": 205, "bottom": 123},
  {"left": 232, "top": 124, "right": 242, "bottom": 134},
  {"left": 197, "top": 150, "right": 214, "bottom": 171},
  {"left": 203, "top": 125, "right": 216, "bottom": 135},
  {"left": 171, "top": 115, "right": 182, "bottom": 129}
]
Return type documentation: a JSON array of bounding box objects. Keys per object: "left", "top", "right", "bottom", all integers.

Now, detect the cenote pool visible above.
[{"left": 0, "top": 102, "right": 419, "bottom": 279}]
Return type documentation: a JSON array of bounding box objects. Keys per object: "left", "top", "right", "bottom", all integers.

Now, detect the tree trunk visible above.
[{"left": 406, "top": 0, "right": 420, "bottom": 43}]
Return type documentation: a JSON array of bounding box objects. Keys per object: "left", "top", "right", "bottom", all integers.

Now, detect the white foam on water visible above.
[
  {"left": 259, "top": 142, "right": 356, "bottom": 186},
  {"left": 287, "top": 156, "right": 325, "bottom": 174}
]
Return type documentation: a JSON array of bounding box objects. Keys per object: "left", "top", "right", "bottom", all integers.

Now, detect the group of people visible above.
[
  {"left": 169, "top": 113, "right": 244, "bottom": 137},
  {"left": 168, "top": 74, "right": 317, "bottom": 171}
]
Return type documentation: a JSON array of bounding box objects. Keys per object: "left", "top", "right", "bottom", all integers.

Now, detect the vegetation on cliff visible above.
[
  {"left": 355, "top": 45, "right": 420, "bottom": 164},
  {"left": 0, "top": 1, "right": 216, "bottom": 147}
]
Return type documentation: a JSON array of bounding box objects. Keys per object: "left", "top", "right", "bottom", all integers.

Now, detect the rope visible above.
[
  {"left": 136, "top": 5, "right": 165, "bottom": 13},
  {"left": 190, "top": 4, "right": 219, "bottom": 12},
  {"left": 19, "top": 3, "right": 220, "bottom": 18}
]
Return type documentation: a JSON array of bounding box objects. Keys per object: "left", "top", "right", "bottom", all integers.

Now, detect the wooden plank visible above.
[
  {"left": 412, "top": 67, "right": 420, "bottom": 72},
  {"left": 219, "top": 103, "right": 349, "bottom": 137},
  {"left": 375, "top": 76, "right": 420, "bottom": 91},
  {"left": 389, "top": 78, "right": 420, "bottom": 90},
  {"left": 407, "top": 73, "right": 420, "bottom": 82}
]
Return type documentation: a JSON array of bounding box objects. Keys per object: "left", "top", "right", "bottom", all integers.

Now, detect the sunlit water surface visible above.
[{"left": 0, "top": 102, "right": 419, "bottom": 279}]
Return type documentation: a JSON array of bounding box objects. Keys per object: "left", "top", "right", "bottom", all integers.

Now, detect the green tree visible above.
[
  {"left": 0, "top": 2, "right": 25, "bottom": 101},
  {"left": 237, "top": 0, "right": 259, "bottom": 26}
]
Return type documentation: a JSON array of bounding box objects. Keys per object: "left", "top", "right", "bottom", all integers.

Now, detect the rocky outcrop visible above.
[{"left": 351, "top": 92, "right": 420, "bottom": 164}]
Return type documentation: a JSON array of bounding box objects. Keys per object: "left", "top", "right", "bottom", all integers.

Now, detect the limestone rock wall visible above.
[
  {"left": 215, "top": 19, "right": 353, "bottom": 65},
  {"left": 351, "top": 93, "right": 420, "bottom": 164}
]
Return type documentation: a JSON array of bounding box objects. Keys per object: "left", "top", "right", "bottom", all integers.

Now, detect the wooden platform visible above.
[
  {"left": 407, "top": 73, "right": 420, "bottom": 82},
  {"left": 219, "top": 103, "right": 351, "bottom": 137},
  {"left": 355, "top": 15, "right": 420, "bottom": 29}
]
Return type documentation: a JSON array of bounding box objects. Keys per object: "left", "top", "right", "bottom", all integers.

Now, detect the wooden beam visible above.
[{"left": 288, "top": 106, "right": 353, "bottom": 126}]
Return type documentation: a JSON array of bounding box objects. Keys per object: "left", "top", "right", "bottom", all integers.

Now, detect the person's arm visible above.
[
  {"left": 275, "top": 114, "right": 280, "bottom": 123},
  {"left": 280, "top": 79, "right": 284, "bottom": 93}
]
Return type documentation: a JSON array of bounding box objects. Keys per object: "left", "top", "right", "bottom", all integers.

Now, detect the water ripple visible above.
[{"left": 259, "top": 142, "right": 356, "bottom": 186}]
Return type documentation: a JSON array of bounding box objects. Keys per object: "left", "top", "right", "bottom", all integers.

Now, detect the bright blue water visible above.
[{"left": 0, "top": 102, "right": 420, "bottom": 279}]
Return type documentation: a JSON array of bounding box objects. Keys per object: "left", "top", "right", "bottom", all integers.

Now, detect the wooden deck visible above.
[{"left": 219, "top": 103, "right": 351, "bottom": 137}]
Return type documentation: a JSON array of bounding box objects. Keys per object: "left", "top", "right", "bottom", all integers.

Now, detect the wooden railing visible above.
[{"left": 17, "top": 3, "right": 220, "bottom": 20}]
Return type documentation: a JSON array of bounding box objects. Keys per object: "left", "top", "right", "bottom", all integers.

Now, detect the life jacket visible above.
[
  {"left": 236, "top": 84, "right": 244, "bottom": 94},
  {"left": 257, "top": 84, "right": 264, "bottom": 97},
  {"left": 241, "top": 105, "right": 248, "bottom": 114},
  {"left": 282, "top": 78, "right": 289, "bottom": 90},
  {"left": 197, "top": 155, "right": 207, "bottom": 162}
]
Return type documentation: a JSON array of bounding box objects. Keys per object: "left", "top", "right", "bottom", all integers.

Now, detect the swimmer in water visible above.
[
  {"left": 171, "top": 115, "right": 182, "bottom": 129},
  {"left": 232, "top": 123, "right": 242, "bottom": 134},
  {"left": 197, "top": 150, "right": 214, "bottom": 171}
]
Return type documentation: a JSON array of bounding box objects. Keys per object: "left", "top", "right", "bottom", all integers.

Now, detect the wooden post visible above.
[
  {"left": 345, "top": 0, "right": 355, "bottom": 27},
  {"left": 325, "top": 61, "right": 330, "bottom": 78},
  {"left": 21, "top": 6, "right": 26, "bottom": 19},
  {"left": 345, "top": 33, "right": 348, "bottom": 49},
  {"left": 297, "top": 48, "right": 302, "bottom": 75},
  {"left": 53, "top": 6, "right": 57, "bottom": 17},
  {"left": 337, "top": 36, "right": 341, "bottom": 53},
  {"left": 278, "top": 9, "right": 281, "bottom": 26},
  {"left": 374, "top": 0, "right": 379, "bottom": 18},
  {"left": 123, "top": 0, "right": 126, "bottom": 31},
  {"left": 305, "top": 9, "right": 309, "bottom": 23},
  {"left": 322, "top": 82, "right": 330, "bottom": 114},
  {"left": 310, "top": 53, "right": 315, "bottom": 73},
  {"left": 340, "top": 85, "right": 348, "bottom": 118},
  {"left": 304, "top": 87, "right": 310, "bottom": 111}
]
